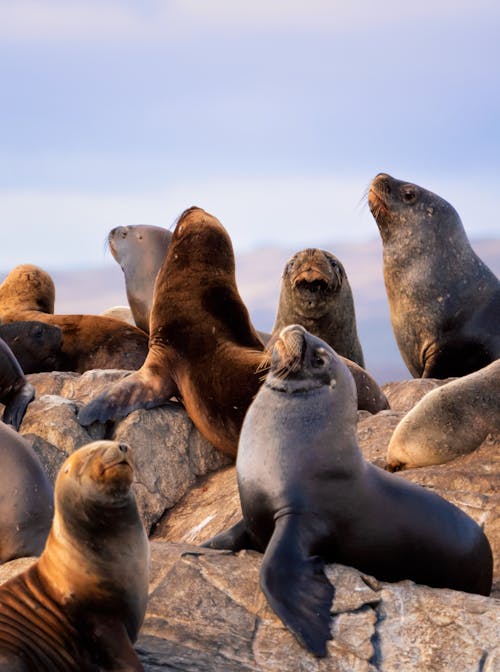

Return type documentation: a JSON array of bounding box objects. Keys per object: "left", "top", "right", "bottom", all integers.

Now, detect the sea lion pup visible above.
[
  {"left": 0, "top": 338, "right": 34, "bottom": 430},
  {"left": 203, "top": 325, "right": 493, "bottom": 657},
  {"left": 272, "top": 248, "right": 365, "bottom": 367},
  {"left": 0, "top": 440, "right": 149, "bottom": 671},
  {"left": 108, "top": 224, "right": 173, "bottom": 332},
  {"left": 387, "top": 359, "right": 500, "bottom": 470},
  {"left": 368, "top": 173, "right": 500, "bottom": 378},
  {"left": 79, "top": 207, "right": 388, "bottom": 456},
  {"left": 0, "top": 321, "right": 62, "bottom": 373},
  {"left": 0, "top": 264, "right": 149, "bottom": 373},
  {"left": 0, "top": 422, "right": 53, "bottom": 563}
]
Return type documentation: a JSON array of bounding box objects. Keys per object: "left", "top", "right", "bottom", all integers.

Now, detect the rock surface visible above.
[{"left": 0, "top": 372, "right": 498, "bottom": 670}]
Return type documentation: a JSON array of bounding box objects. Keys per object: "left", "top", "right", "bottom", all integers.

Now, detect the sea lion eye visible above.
[{"left": 401, "top": 187, "right": 417, "bottom": 204}]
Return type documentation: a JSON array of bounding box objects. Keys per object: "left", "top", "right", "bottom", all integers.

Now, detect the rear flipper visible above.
[
  {"left": 2, "top": 382, "right": 35, "bottom": 430},
  {"left": 260, "top": 514, "right": 334, "bottom": 657},
  {"left": 202, "top": 518, "right": 260, "bottom": 552},
  {"left": 78, "top": 368, "right": 176, "bottom": 426}
]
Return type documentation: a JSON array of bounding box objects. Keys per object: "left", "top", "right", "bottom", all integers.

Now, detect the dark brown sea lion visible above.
[
  {"left": 0, "top": 265, "right": 149, "bottom": 373},
  {"left": 204, "top": 325, "right": 493, "bottom": 656},
  {"left": 108, "top": 224, "right": 173, "bottom": 333},
  {"left": 0, "top": 440, "right": 149, "bottom": 671},
  {"left": 272, "top": 248, "right": 365, "bottom": 367},
  {"left": 368, "top": 173, "right": 500, "bottom": 378},
  {"left": 0, "top": 321, "right": 62, "bottom": 373},
  {"left": 387, "top": 359, "right": 500, "bottom": 470},
  {"left": 79, "top": 207, "right": 387, "bottom": 457},
  {"left": 0, "top": 422, "right": 53, "bottom": 564},
  {"left": 0, "top": 338, "right": 34, "bottom": 430}
]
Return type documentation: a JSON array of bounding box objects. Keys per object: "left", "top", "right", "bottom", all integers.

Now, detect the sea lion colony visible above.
[{"left": 0, "top": 173, "right": 497, "bottom": 663}]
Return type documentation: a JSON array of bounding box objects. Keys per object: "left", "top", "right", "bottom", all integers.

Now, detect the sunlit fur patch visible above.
[
  {"left": 271, "top": 326, "right": 306, "bottom": 380},
  {"left": 367, "top": 184, "right": 389, "bottom": 221}
]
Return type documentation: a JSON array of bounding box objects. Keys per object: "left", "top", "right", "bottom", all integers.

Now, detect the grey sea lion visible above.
[
  {"left": 0, "top": 422, "right": 53, "bottom": 564},
  {"left": 204, "top": 325, "right": 493, "bottom": 656},
  {"left": 108, "top": 224, "right": 172, "bottom": 333},
  {"left": 78, "top": 208, "right": 388, "bottom": 457},
  {"left": 272, "top": 248, "right": 365, "bottom": 366},
  {"left": 0, "top": 338, "right": 34, "bottom": 429},
  {"left": 368, "top": 173, "right": 500, "bottom": 378},
  {"left": 387, "top": 359, "right": 500, "bottom": 470},
  {"left": 0, "top": 440, "right": 149, "bottom": 671}
]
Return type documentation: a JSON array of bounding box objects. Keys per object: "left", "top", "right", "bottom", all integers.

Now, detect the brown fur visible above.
[
  {"left": 0, "top": 265, "right": 149, "bottom": 373},
  {"left": 79, "top": 208, "right": 388, "bottom": 456}
]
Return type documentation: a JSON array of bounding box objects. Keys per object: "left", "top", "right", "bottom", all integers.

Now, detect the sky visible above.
[{"left": 1, "top": 0, "right": 499, "bottom": 269}]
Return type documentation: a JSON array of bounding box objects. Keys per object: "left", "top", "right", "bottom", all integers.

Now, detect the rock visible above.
[
  {"left": 356, "top": 410, "right": 404, "bottom": 468},
  {"left": 381, "top": 378, "right": 450, "bottom": 413},
  {"left": 1, "top": 543, "right": 498, "bottom": 672},
  {"left": 16, "top": 371, "right": 231, "bottom": 533}
]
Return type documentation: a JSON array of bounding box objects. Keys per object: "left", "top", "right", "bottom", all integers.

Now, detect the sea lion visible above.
[
  {"left": 272, "top": 248, "right": 365, "bottom": 367},
  {"left": 204, "top": 325, "right": 493, "bottom": 656},
  {"left": 79, "top": 207, "right": 388, "bottom": 457},
  {"left": 108, "top": 224, "right": 173, "bottom": 333},
  {"left": 368, "top": 173, "right": 500, "bottom": 378},
  {"left": 0, "top": 265, "right": 149, "bottom": 373},
  {"left": 100, "top": 305, "right": 135, "bottom": 326},
  {"left": 0, "top": 321, "right": 62, "bottom": 374},
  {"left": 0, "top": 440, "right": 149, "bottom": 671},
  {"left": 0, "top": 338, "right": 34, "bottom": 430},
  {"left": 387, "top": 359, "right": 500, "bottom": 470},
  {"left": 0, "top": 422, "right": 53, "bottom": 564}
]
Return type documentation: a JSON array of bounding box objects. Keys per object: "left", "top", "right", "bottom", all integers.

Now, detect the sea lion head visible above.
[
  {"left": 57, "top": 441, "right": 135, "bottom": 513},
  {"left": 267, "top": 324, "right": 356, "bottom": 399},
  {"left": 283, "top": 249, "right": 346, "bottom": 318},
  {"left": 169, "top": 206, "right": 235, "bottom": 274},
  {"left": 368, "top": 173, "right": 460, "bottom": 243},
  {"left": 0, "top": 264, "right": 55, "bottom": 314},
  {"left": 108, "top": 224, "right": 172, "bottom": 271}
]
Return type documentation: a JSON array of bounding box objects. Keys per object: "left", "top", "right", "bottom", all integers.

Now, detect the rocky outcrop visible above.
[{"left": 0, "top": 372, "right": 497, "bottom": 670}]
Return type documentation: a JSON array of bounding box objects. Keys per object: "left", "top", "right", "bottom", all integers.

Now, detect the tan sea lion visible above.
[
  {"left": 387, "top": 359, "right": 500, "bottom": 470},
  {"left": 272, "top": 248, "right": 365, "bottom": 367},
  {"left": 0, "top": 440, "right": 149, "bottom": 671},
  {"left": 204, "top": 325, "right": 493, "bottom": 656},
  {"left": 79, "top": 207, "right": 388, "bottom": 457},
  {"left": 368, "top": 173, "right": 500, "bottom": 378},
  {"left": 0, "top": 422, "right": 53, "bottom": 564},
  {"left": 0, "top": 265, "right": 149, "bottom": 373}
]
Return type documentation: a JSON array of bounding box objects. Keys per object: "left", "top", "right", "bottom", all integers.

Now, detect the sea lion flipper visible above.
[
  {"left": 2, "top": 382, "right": 35, "bottom": 431},
  {"left": 78, "top": 369, "right": 176, "bottom": 426},
  {"left": 260, "top": 515, "right": 334, "bottom": 658},
  {"left": 201, "top": 518, "right": 258, "bottom": 551}
]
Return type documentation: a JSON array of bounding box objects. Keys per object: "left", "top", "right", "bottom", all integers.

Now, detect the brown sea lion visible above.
[
  {"left": 203, "top": 325, "right": 493, "bottom": 656},
  {"left": 368, "top": 173, "right": 500, "bottom": 378},
  {"left": 78, "top": 208, "right": 388, "bottom": 457},
  {"left": 0, "top": 440, "right": 149, "bottom": 671},
  {"left": 272, "top": 248, "right": 365, "bottom": 367},
  {"left": 387, "top": 359, "right": 500, "bottom": 470},
  {"left": 108, "top": 224, "right": 173, "bottom": 333},
  {"left": 0, "top": 338, "right": 34, "bottom": 430},
  {"left": 0, "top": 265, "right": 149, "bottom": 373},
  {"left": 0, "top": 321, "right": 62, "bottom": 374},
  {"left": 0, "top": 422, "right": 53, "bottom": 564}
]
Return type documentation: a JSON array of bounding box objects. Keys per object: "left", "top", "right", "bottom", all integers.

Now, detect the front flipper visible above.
[
  {"left": 2, "top": 381, "right": 35, "bottom": 430},
  {"left": 78, "top": 368, "right": 176, "bottom": 426},
  {"left": 260, "top": 515, "right": 334, "bottom": 657},
  {"left": 202, "top": 518, "right": 259, "bottom": 551}
]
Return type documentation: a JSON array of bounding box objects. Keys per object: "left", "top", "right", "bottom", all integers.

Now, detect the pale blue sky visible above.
[{"left": 1, "top": 0, "right": 499, "bottom": 269}]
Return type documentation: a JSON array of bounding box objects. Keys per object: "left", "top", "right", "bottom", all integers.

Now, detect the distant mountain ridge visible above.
[{"left": 2, "top": 238, "right": 499, "bottom": 384}]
